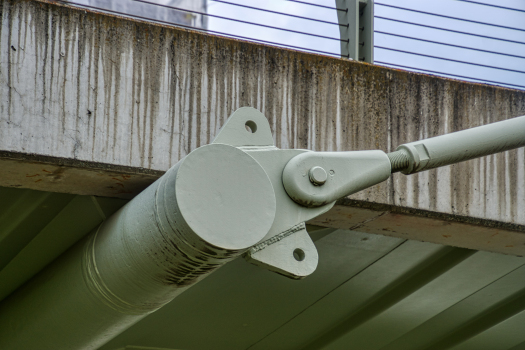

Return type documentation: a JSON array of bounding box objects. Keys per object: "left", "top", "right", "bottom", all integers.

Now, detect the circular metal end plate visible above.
[{"left": 176, "top": 144, "right": 276, "bottom": 251}]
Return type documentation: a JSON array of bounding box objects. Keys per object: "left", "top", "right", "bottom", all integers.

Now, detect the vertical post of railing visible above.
[
  {"left": 336, "top": 0, "right": 359, "bottom": 60},
  {"left": 336, "top": 0, "right": 374, "bottom": 63},
  {"left": 360, "top": 0, "right": 374, "bottom": 63}
]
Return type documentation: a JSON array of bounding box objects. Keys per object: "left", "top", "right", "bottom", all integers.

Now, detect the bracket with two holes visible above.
[{"left": 211, "top": 107, "right": 334, "bottom": 279}]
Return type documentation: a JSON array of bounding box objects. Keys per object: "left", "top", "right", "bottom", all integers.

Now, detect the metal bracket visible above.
[
  {"left": 282, "top": 150, "right": 391, "bottom": 207},
  {"left": 207, "top": 109, "right": 525, "bottom": 278},
  {"left": 212, "top": 107, "right": 334, "bottom": 279}
]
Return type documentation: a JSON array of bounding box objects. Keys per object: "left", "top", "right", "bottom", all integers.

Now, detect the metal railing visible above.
[
  {"left": 61, "top": 0, "right": 346, "bottom": 57},
  {"left": 60, "top": 0, "right": 525, "bottom": 90}
]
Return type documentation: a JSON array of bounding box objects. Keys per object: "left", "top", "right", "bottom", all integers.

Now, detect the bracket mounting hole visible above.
[
  {"left": 293, "top": 248, "right": 305, "bottom": 262},
  {"left": 245, "top": 120, "right": 257, "bottom": 133}
]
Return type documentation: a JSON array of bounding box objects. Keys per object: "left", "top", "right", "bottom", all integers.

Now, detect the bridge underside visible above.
[{"left": 1, "top": 1, "right": 525, "bottom": 349}]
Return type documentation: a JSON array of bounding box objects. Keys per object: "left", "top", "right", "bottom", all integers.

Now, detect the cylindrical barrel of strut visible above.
[
  {"left": 0, "top": 144, "right": 276, "bottom": 350},
  {"left": 388, "top": 115, "right": 525, "bottom": 174}
]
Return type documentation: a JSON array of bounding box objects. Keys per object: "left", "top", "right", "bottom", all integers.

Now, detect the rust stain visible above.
[
  {"left": 26, "top": 174, "right": 40, "bottom": 177},
  {"left": 442, "top": 235, "right": 452, "bottom": 238}
]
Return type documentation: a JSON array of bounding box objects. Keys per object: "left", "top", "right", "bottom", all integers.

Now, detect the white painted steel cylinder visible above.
[{"left": 0, "top": 144, "right": 276, "bottom": 350}]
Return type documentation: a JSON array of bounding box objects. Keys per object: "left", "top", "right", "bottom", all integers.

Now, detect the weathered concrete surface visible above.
[
  {"left": 0, "top": 150, "right": 161, "bottom": 198},
  {"left": 309, "top": 200, "right": 525, "bottom": 256},
  {"left": 1, "top": 0, "right": 525, "bottom": 253}
]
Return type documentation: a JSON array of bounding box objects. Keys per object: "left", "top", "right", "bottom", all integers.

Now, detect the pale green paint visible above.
[
  {"left": 0, "top": 189, "right": 127, "bottom": 301},
  {"left": 1, "top": 185, "right": 525, "bottom": 350},
  {"left": 394, "top": 115, "right": 525, "bottom": 174}
]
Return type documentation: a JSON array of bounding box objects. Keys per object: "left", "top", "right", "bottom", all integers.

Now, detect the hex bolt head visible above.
[{"left": 309, "top": 166, "right": 328, "bottom": 186}]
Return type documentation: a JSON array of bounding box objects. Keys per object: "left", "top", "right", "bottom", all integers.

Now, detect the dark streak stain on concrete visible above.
[{"left": 1, "top": 0, "right": 524, "bottom": 226}]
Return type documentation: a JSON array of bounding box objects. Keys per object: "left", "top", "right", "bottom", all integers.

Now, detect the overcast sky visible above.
[{"left": 207, "top": 0, "right": 525, "bottom": 89}]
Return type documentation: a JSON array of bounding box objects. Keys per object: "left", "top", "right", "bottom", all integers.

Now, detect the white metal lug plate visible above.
[
  {"left": 212, "top": 107, "right": 334, "bottom": 279},
  {"left": 243, "top": 223, "right": 318, "bottom": 279}
]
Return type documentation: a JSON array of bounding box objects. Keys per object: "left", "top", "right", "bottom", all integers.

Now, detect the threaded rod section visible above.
[{"left": 387, "top": 150, "right": 410, "bottom": 173}]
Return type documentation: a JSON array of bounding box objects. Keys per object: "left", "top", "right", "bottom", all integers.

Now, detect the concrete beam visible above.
[
  {"left": 309, "top": 200, "right": 525, "bottom": 256},
  {"left": 1, "top": 0, "right": 525, "bottom": 254},
  {"left": 0, "top": 151, "right": 160, "bottom": 198}
]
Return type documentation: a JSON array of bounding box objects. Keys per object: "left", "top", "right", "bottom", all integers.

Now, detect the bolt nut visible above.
[{"left": 308, "top": 166, "right": 328, "bottom": 186}]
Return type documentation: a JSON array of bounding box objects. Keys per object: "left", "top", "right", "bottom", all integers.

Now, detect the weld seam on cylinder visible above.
[
  {"left": 82, "top": 225, "right": 163, "bottom": 315},
  {"left": 154, "top": 176, "right": 224, "bottom": 261},
  {"left": 387, "top": 150, "right": 410, "bottom": 173},
  {"left": 247, "top": 222, "right": 305, "bottom": 255},
  {"left": 155, "top": 168, "right": 237, "bottom": 261},
  {"left": 154, "top": 173, "right": 206, "bottom": 259},
  {"left": 152, "top": 173, "right": 230, "bottom": 287}
]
